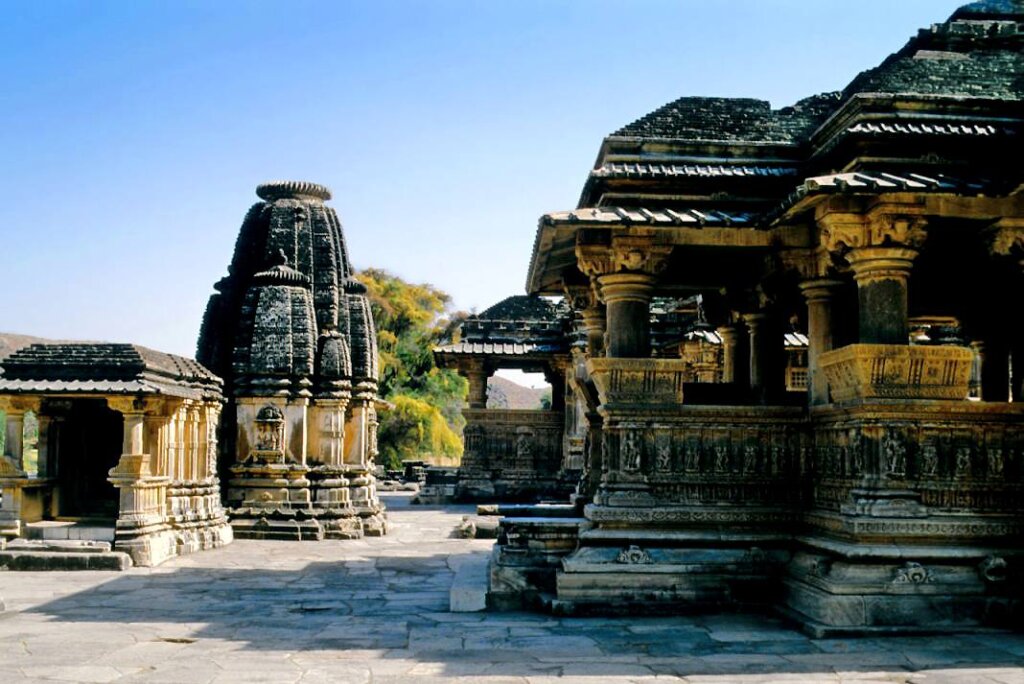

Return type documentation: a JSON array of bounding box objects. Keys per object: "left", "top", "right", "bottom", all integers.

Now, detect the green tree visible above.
[{"left": 356, "top": 269, "right": 468, "bottom": 469}]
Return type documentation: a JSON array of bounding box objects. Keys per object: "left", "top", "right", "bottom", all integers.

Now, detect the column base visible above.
[{"left": 113, "top": 524, "right": 177, "bottom": 567}]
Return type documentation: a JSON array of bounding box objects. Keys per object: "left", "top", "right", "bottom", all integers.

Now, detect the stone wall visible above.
[{"left": 458, "top": 408, "right": 567, "bottom": 501}]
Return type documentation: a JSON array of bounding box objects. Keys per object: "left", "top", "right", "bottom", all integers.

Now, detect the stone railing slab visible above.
[
  {"left": 586, "top": 358, "right": 687, "bottom": 408},
  {"left": 820, "top": 344, "right": 973, "bottom": 402}
]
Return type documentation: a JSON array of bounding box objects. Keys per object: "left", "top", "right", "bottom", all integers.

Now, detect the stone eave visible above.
[
  {"left": 581, "top": 136, "right": 807, "bottom": 208},
  {"left": 0, "top": 378, "right": 220, "bottom": 401},
  {"left": 526, "top": 209, "right": 808, "bottom": 296},
  {"left": 433, "top": 344, "right": 566, "bottom": 373},
  {"left": 808, "top": 92, "right": 1023, "bottom": 158},
  {"left": 769, "top": 184, "right": 1024, "bottom": 227}
]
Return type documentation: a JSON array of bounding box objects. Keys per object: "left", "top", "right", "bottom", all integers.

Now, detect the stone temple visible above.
[
  {"left": 0, "top": 180, "right": 385, "bottom": 565},
  {"left": 197, "top": 180, "right": 387, "bottom": 540},
  {"left": 478, "top": 0, "right": 1024, "bottom": 635}
]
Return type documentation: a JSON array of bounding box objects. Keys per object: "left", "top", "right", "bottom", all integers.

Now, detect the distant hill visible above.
[
  {"left": 487, "top": 376, "right": 549, "bottom": 410},
  {"left": 0, "top": 332, "right": 71, "bottom": 361}
]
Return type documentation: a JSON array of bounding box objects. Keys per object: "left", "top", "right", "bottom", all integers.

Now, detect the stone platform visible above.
[{"left": 0, "top": 493, "right": 1022, "bottom": 683}]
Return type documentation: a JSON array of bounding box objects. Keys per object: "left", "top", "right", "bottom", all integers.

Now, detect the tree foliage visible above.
[{"left": 356, "top": 269, "right": 468, "bottom": 469}]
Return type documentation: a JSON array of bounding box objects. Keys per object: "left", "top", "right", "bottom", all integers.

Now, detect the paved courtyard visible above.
[{"left": 1, "top": 493, "right": 1022, "bottom": 683}]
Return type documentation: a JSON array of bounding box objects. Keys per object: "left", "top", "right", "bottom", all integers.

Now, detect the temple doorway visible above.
[{"left": 53, "top": 399, "right": 122, "bottom": 520}]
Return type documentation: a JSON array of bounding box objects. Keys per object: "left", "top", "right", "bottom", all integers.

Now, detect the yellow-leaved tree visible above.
[{"left": 356, "top": 269, "right": 468, "bottom": 469}]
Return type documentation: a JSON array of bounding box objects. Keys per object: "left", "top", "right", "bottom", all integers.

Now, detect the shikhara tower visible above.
[{"left": 198, "top": 180, "right": 386, "bottom": 540}]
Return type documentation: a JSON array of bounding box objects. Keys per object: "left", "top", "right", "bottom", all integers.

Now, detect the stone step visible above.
[
  {"left": 6, "top": 538, "right": 112, "bottom": 553},
  {"left": 0, "top": 549, "right": 132, "bottom": 571},
  {"left": 476, "top": 503, "right": 579, "bottom": 518},
  {"left": 24, "top": 520, "right": 115, "bottom": 543},
  {"left": 449, "top": 554, "right": 489, "bottom": 612}
]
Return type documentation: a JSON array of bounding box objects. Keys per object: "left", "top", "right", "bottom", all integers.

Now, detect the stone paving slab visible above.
[{"left": 0, "top": 493, "right": 1022, "bottom": 682}]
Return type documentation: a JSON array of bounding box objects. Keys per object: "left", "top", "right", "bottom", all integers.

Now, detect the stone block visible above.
[
  {"left": 450, "top": 555, "right": 489, "bottom": 612},
  {"left": 0, "top": 549, "right": 132, "bottom": 570}
]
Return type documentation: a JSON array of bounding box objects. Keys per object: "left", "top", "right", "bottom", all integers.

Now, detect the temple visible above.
[
  {"left": 435, "top": 295, "right": 579, "bottom": 501},
  {"left": 197, "top": 181, "right": 387, "bottom": 540},
  {"left": 486, "top": 0, "right": 1024, "bottom": 634},
  {"left": 0, "top": 344, "right": 232, "bottom": 566}
]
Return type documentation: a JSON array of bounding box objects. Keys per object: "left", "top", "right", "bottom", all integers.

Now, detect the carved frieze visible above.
[{"left": 575, "top": 237, "right": 672, "bottom": 278}]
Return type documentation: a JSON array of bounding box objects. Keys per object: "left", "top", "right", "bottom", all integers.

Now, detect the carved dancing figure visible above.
[{"left": 621, "top": 430, "right": 641, "bottom": 471}]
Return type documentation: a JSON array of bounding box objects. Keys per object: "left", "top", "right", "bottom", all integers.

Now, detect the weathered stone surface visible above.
[
  {"left": 198, "top": 181, "right": 386, "bottom": 540},
  {"left": 0, "top": 549, "right": 132, "bottom": 571},
  {"left": 0, "top": 494, "right": 1020, "bottom": 681},
  {"left": 0, "top": 347, "right": 233, "bottom": 567},
  {"left": 449, "top": 554, "right": 489, "bottom": 612}
]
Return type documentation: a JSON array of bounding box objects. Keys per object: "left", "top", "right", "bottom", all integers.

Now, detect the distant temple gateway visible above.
[{"left": 479, "top": 0, "right": 1024, "bottom": 634}]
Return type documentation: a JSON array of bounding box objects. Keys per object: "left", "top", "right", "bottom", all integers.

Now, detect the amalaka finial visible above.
[{"left": 256, "top": 180, "right": 332, "bottom": 202}]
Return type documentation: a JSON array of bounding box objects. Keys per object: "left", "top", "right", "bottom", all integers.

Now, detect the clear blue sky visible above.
[{"left": 0, "top": 0, "right": 965, "bottom": 357}]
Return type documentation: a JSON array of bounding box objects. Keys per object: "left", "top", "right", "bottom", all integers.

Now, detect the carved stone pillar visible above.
[
  {"left": 986, "top": 219, "right": 1024, "bottom": 402},
  {"left": 577, "top": 237, "right": 671, "bottom": 360},
  {"left": 2, "top": 404, "right": 26, "bottom": 474},
  {"left": 545, "top": 365, "right": 567, "bottom": 413},
  {"left": 743, "top": 313, "right": 769, "bottom": 400},
  {"left": 107, "top": 396, "right": 174, "bottom": 567},
  {"left": 35, "top": 414, "right": 53, "bottom": 478},
  {"left": 717, "top": 325, "right": 739, "bottom": 383},
  {"left": 847, "top": 247, "right": 918, "bottom": 345},
  {"left": 580, "top": 290, "right": 607, "bottom": 358},
  {"left": 818, "top": 204, "right": 926, "bottom": 346},
  {"left": 600, "top": 273, "right": 656, "bottom": 358},
  {"left": 974, "top": 339, "right": 1010, "bottom": 402},
  {"left": 581, "top": 308, "right": 606, "bottom": 357},
  {"left": 315, "top": 397, "right": 349, "bottom": 467},
  {"left": 800, "top": 279, "right": 843, "bottom": 406},
  {"left": 464, "top": 359, "right": 490, "bottom": 409}
]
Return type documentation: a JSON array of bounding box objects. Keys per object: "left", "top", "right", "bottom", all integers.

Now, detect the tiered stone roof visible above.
[
  {"left": 0, "top": 343, "right": 222, "bottom": 400},
  {"left": 530, "top": 0, "right": 1024, "bottom": 294},
  {"left": 614, "top": 94, "right": 841, "bottom": 144}
]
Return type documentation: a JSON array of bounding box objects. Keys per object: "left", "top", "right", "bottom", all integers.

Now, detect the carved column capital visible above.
[
  {"left": 798, "top": 278, "right": 844, "bottom": 303},
  {"left": 845, "top": 247, "right": 919, "bottom": 285},
  {"left": 986, "top": 218, "right": 1024, "bottom": 266},
  {"left": 716, "top": 324, "right": 739, "bottom": 346},
  {"left": 597, "top": 272, "right": 657, "bottom": 305},
  {"left": 817, "top": 203, "right": 927, "bottom": 255},
  {"left": 563, "top": 284, "right": 597, "bottom": 311},
  {"left": 779, "top": 248, "right": 834, "bottom": 280},
  {"left": 742, "top": 311, "right": 768, "bottom": 331},
  {"left": 576, "top": 237, "right": 672, "bottom": 279},
  {"left": 106, "top": 396, "right": 148, "bottom": 416}
]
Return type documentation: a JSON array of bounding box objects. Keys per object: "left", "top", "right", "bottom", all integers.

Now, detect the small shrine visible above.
[
  {"left": 435, "top": 295, "right": 578, "bottom": 501},
  {"left": 0, "top": 343, "right": 232, "bottom": 566}
]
